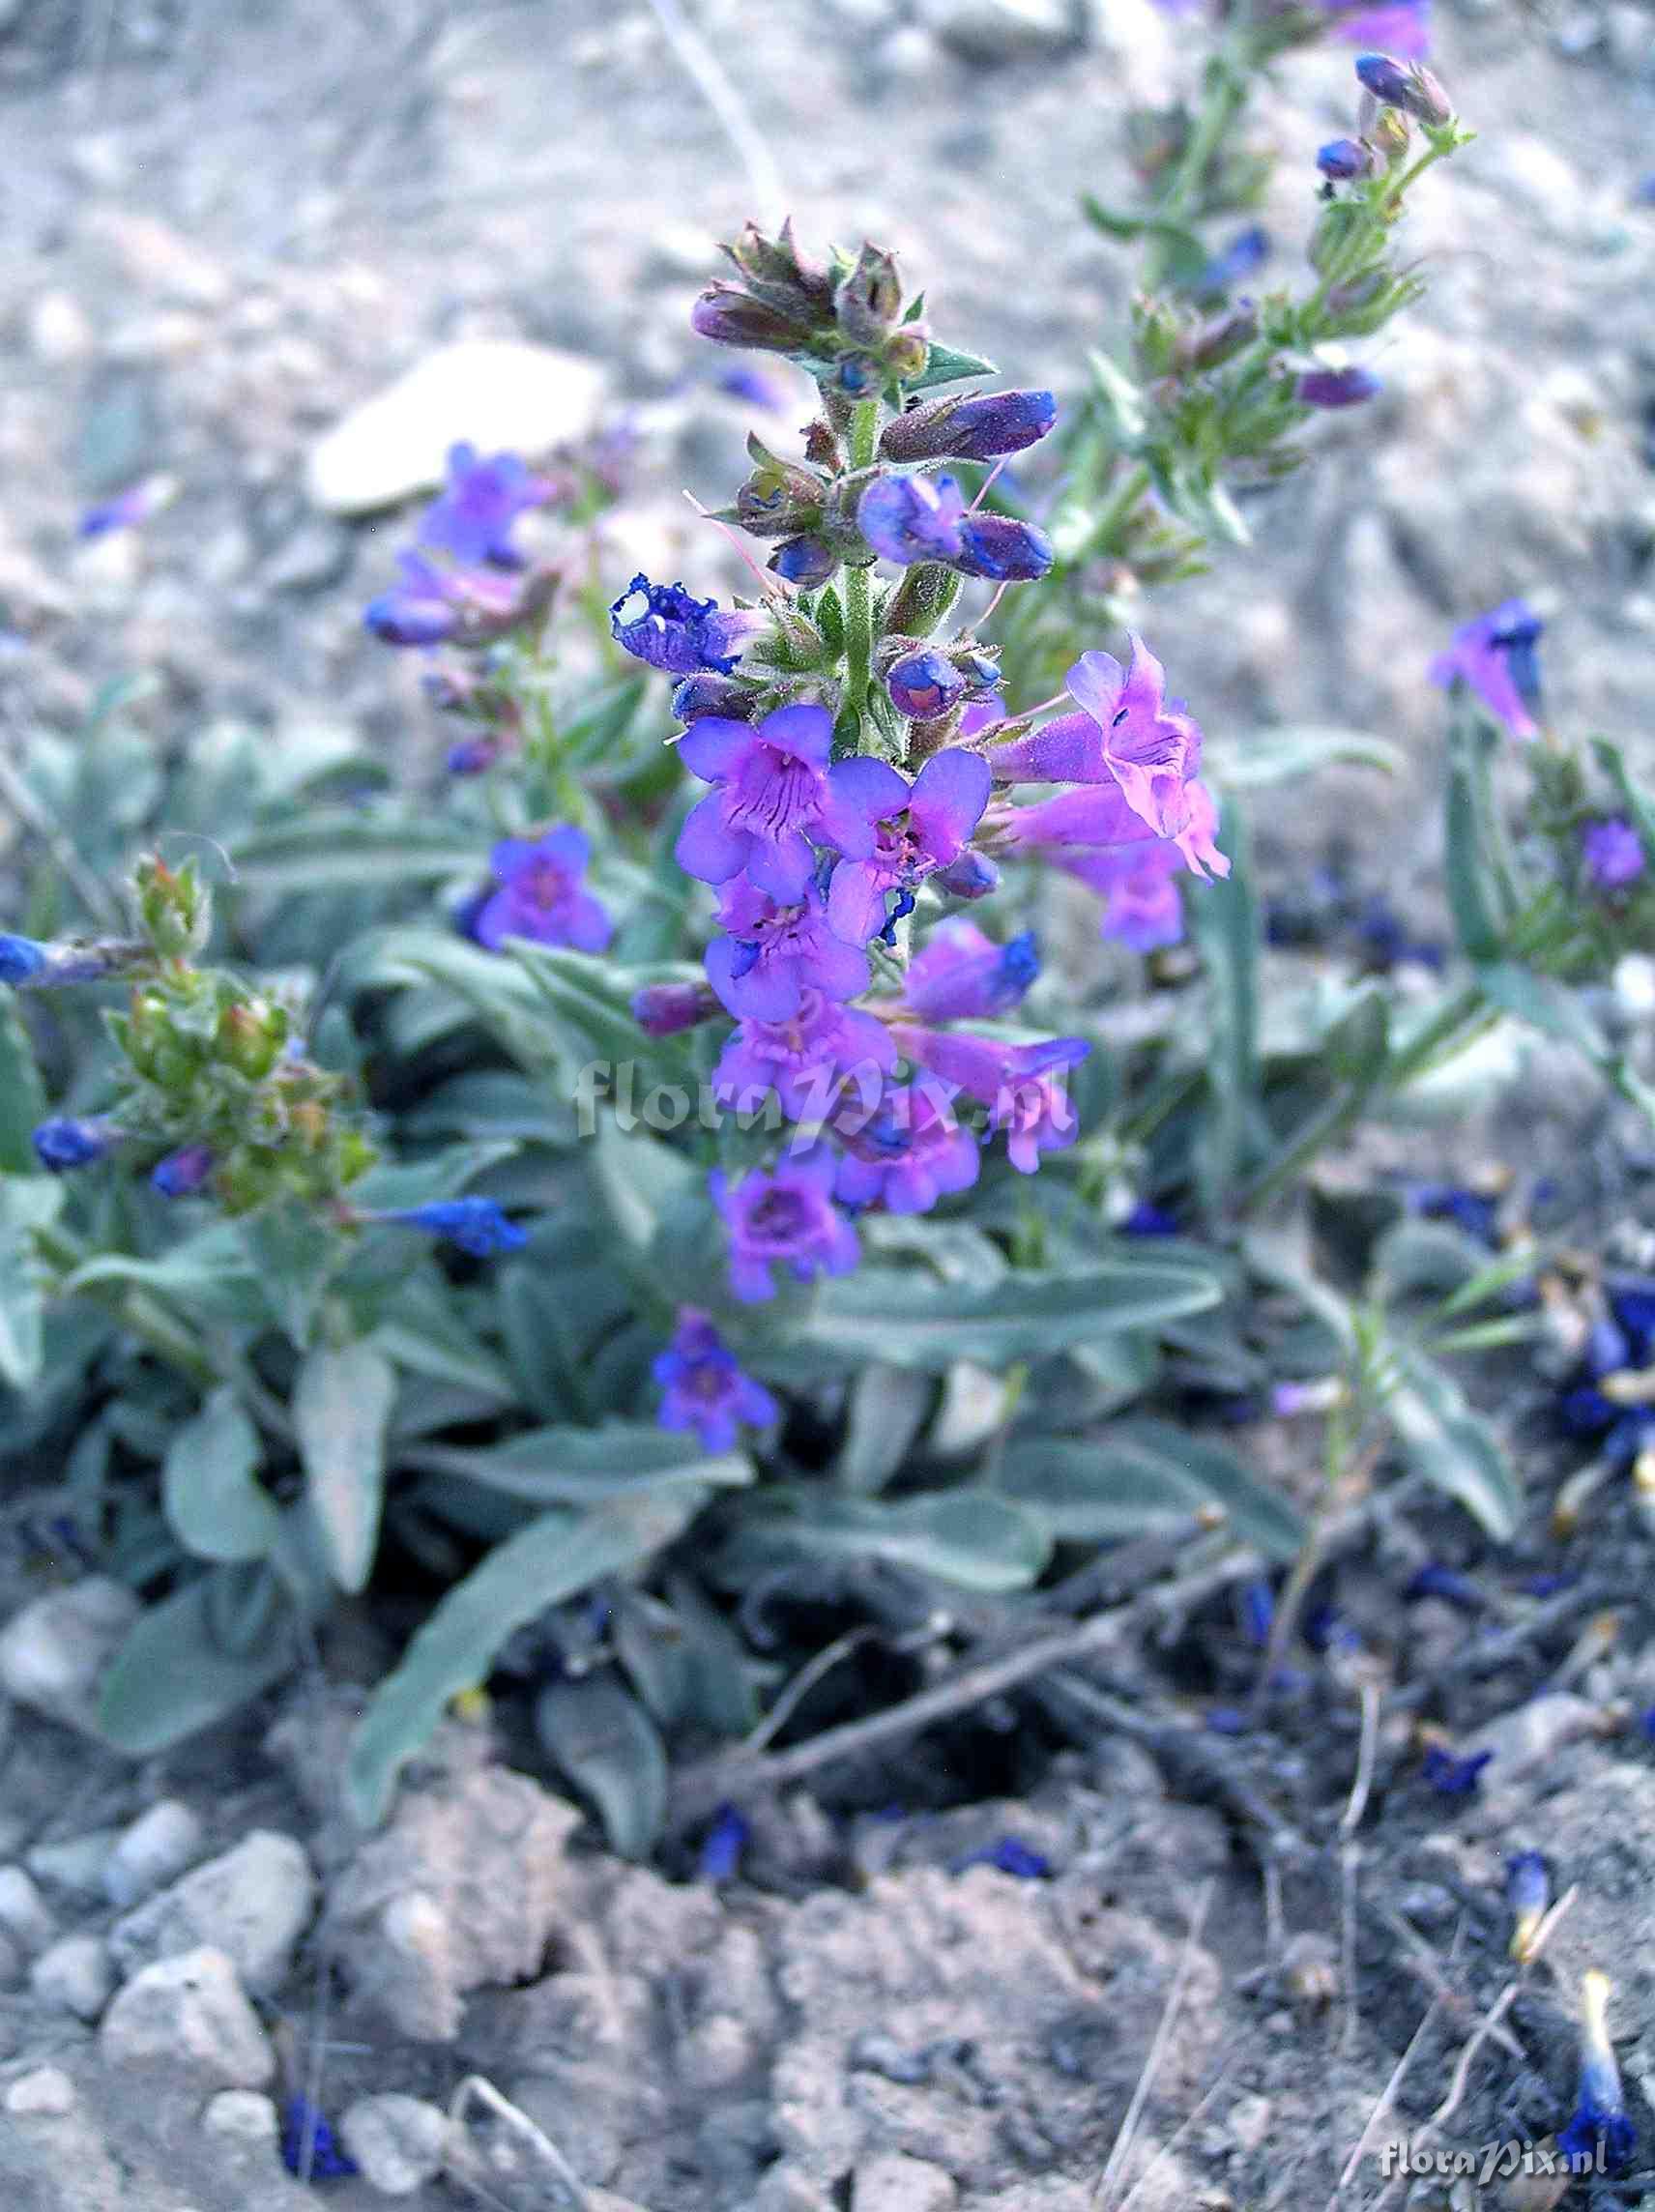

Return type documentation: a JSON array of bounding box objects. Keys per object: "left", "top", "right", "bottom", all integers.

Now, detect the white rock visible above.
[
  {"left": 0, "top": 1578, "right": 138, "bottom": 1732},
  {"left": 1463, "top": 1693, "right": 1604, "bottom": 1783},
  {"left": 30, "top": 1934, "right": 115, "bottom": 2022},
  {"left": 0, "top": 1866, "right": 57, "bottom": 1956},
  {"left": 103, "top": 1799, "right": 205, "bottom": 1907},
  {"left": 306, "top": 341, "right": 608, "bottom": 516},
  {"left": 101, "top": 1946, "right": 276, "bottom": 2087},
  {"left": 4, "top": 2066, "right": 76, "bottom": 2117},
  {"left": 338, "top": 2092, "right": 450, "bottom": 2197},
  {"left": 917, "top": 0, "right": 1078, "bottom": 60},
  {"left": 854, "top": 2152, "right": 960, "bottom": 2212},
  {"left": 28, "top": 1828, "right": 125, "bottom": 1898},
  {"left": 0, "top": 1926, "right": 24, "bottom": 1989},
  {"left": 203, "top": 2090, "right": 279, "bottom": 2144},
  {"left": 81, "top": 209, "right": 232, "bottom": 306},
  {"left": 109, "top": 1829, "right": 314, "bottom": 1994}
]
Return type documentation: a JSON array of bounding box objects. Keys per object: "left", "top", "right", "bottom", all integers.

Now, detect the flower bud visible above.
[
  {"left": 834, "top": 243, "right": 903, "bottom": 347},
  {"left": 0, "top": 934, "right": 47, "bottom": 985},
  {"left": 132, "top": 855, "right": 210, "bottom": 960},
  {"left": 631, "top": 979, "right": 722, "bottom": 1036},
  {"left": 831, "top": 354, "right": 884, "bottom": 399},
  {"left": 768, "top": 535, "right": 839, "bottom": 588},
  {"left": 447, "top": 737, "right": 503, "bottom": 775},
  {"left": 884, "top": 562, "right": 963, "bottom": 639},
  {"left": 672, "top": 673, "right": 757, "bottom": 723},
  {"left": 218, "top": 999, "right": 287, "bottom": 1081},
  {"left": 1177, "top": 304, "right": 1260, "bottom": 372},
  {"left": 723, "top": 219, "right": 834, "bottom": 321},
  {"left": 879, "top": 389, "right": 1058, "bottom": 464},
  {"left": 1356, "top": 53, "right": 1451, "bottom": 126},
  {"left": 932, "top": 851, "right": 1002, "bottom": 901},
  {"left": 151, "top": 1143, "right": 215, "bottom": 1198},
  {"left": 886, "top": 649, "right": 968, "bottom": 721},
  {"left": 32, "top": 1117, "right": 120, "bottom": 1172},
  {"left": 1371, "top": 107, "right": 1410, "bottom": 165},
  {"left": 951, "top": 512, "right": 1055, "bottom": 582},
  {"left": 1317, "top": 137, "right": 1374, "bottom": 182},
  {"left": 881, "top": 328, "right": 931, "bottom": 384},
  {"left": 734, "top": 440, "right": 825, "bottom": 538},
  {"left": 1296, "top": 366, "right": 1380, "bottom": 409},
  {"left": 691, "top": 283, "right": 813, "bottom": 355}
]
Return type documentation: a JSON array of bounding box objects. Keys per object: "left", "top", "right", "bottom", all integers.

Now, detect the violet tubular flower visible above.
[
  {"left": 151, "top": 1144, "right": 215, "bottom": 1199},
  {"left": 833, "top": 1082, "right": 981, "bottom": 1217},
  {"left": 705, "top": 878, "right": 871, "bottom": 1023},
  {"left": 0, "top": 934, "right": 48, "bottom": 986},
  {"left": 363, "top": 549, "right": 522, "bottom": 647},
  {"left": 1560, "top": 1970, "right": 1637, "bottom": 2173},
  {"left": 609, "top": 573, "right": 764, "bottom": 678},
  {"left": 1505, "top": 1849, "right": 1549, "bottom": 1964},
  {"left": 892, "top": 1028, "right": 1089, "bottom": 1176},
  {"left": 857, "top": 473, "right": 967, "bottom": 566},
  {"left": 372, "top": 1197, "right": 527, "bottom": 1257},
  {"left": 710, "top": 1150, "right": 859, "bottom": 1303},
  {"left": 951, "top": 512, "right": 1055, "bottom": 583},
  {"left": 417, "top": 443, "right": 556, "bottom": 568},
  {"left": 32, "top": 1117, "right": 119, "bottom": 1173},
  {"left": 879, "top": 389, "right": 1057, "bottom": 465},
  {"left": 1420, "top": 1745, "right": 1493, "bottom": 1796},
  {"left": 1432, "top": 600, "right": 1545, "bottom": 739},
  {"left": 632, "top": 979, "right": 722, "bottom": 1037},
  {"left": 901, "top": 919, "right": 1039, "bottom": 1022},
  {"left": 712, "top": 993, "right": 895, "bottom": 1124},
  {"left": 949, "top": 1836, "right": 1051, "bottom": 1878},
  {"left": 472, "top": 827, "right": 612, "bottom": 954},
  {"left": 818, "top": 747, "right": 993, "bottom": 946},
  {"left": 1296, "top": 366, "right": 1380, "bottom": 409},
  {"left": 1582, "top": 819, "right": 1645, "bottom": 891},
  {"left": 698, "top": 1804, "right": 751, "bottom": 1882},
  {"left": 675, "top": 703, "right": 837, "bottom": 903},
  {"left": 653, "top": 1308, "right": 778, "bottom": 1451}
]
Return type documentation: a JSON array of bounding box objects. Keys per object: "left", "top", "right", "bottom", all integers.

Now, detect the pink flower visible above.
[{"left": 818, "top": 748, "right": 993, "bottom": 946}]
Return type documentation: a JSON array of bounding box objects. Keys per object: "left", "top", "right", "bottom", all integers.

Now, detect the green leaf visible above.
[
  {"left": 1105, "top": 1416, "right": 1307, "bottom": 1557},
  {"left": 1388, "top": 1350, "right": 1522, "bottom": 1539},
  {"left": 589, "top": 1117, "right": 698, "bottom": 1253},
  {"left": 350, "top": 1139, "right": 521, "bottom": 1214},
  {"left": 1444, "top": 742, "right": 1504, "bottom": 963},
  {"left": 1374, "top": 1217, "right": 1492, "bottom": 1305},
  {"left": 415, "top": 1422, "right": 752, "bottom": 1506},
  {"left": 60, "top": 1225, "right": 269, "bottom": 1328},
  {"left": 535, "top": 1676, "right": 667, "bottom": 1859},
  {"left": 834, "top": 1364, "right": 934, "bottom": 1494},
  {"left": 1475, "top": 961, "right": 1609, "bottom": 1063},
  {"left": 1591, "top": 738, "right": 1655, "bottom": 857},
  {"left": 0, "top": 1177, "right": 60, "bottom": 1392},
  {"left": 796, "top": 1258, "right": 1221, "bottom": 1372},
  {"left": 906, "top": 341, "right": 998, "bottom": 393},
  {"left": 229, "top": 813, "right": 483, "bottom": 891},
  {"left": 560, "top": 674, "right": 649, "bottom": 769},
  {"left": 1190, "top": 795, "right": 1263, "bottom": 1207},
  {"left": 293, "top": 1342, "right": 396, "bottom": 1593},
  {"left": 346, "top": 1494, "right": 700, "bottom": 1825},
  {"left": 0, "top": 1000, "right": 48, "bottom": 1175},
  {"left": 162, "top": 1387, "right": 281, "bottom": 1562},
  {"left": 1081, "top": 199, "right": 1209, "bottom": 281},
  {"left": 727, "top": 1488, "right": 1051, "bottom": 1593},
  {"left": 240, "top": 1203, "right": 340, "bottom": 1348},
  {"left": 997, "top": 1436, "right": 1203, "bottom": 1542},
  {"left": 1204, "top": 726, "right": 1405, "bottom": 789},
  {"left": 98, "top": 1572, "right": 296, "bottom": 1755},
  {"left": 368, "top": 1269, "right": 516, "bottom": 1401}
]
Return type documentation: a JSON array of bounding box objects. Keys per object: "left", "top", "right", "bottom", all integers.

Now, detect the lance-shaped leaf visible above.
[
  {"left": 293, "top": 1341, "right": 396, "bottom": 1593},
  {"left": 162, "top": 1387, "right": 281, "bottom": 1562}
]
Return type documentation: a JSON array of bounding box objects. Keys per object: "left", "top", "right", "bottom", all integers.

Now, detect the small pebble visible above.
[
  {"left": 29, "top": 1934, "right": 115, "bottom": 2022},
  {"left": 853, "top": 2151, "right": 959, "bottom": 2212},
  {"left": 29, "top": 1829, "right": 125, "bottom": 1899},
  {"left": 338, "top": 2092, "right": 449, "bottom": 2197},
  {"left": 0, "top": 1866, "right": 58, "bottom": 1957},
  {"left": 103, "top": 1799, "right": 204, "bottom": 1907},
  {"left": 100, "top": 1946, "right": 276, "bottom": 2088},
  {"left": 204, "top": 2089, "right": 279, "bottom": 2143},
  {"left": 5, "top": 2066, "right": 76, "bottom": 2117}
]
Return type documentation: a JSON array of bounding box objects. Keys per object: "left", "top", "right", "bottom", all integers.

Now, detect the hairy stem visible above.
[{"left": 841, "top": 399, "right": 881, "bottom": 742}]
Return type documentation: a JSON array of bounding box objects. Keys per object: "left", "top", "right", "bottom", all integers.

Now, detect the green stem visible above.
[
  {"left": 1081, "top": 460, "right": 1153, "bottom": 564},
  {"left": 842, "top": 399, "right": 881, "bottom": 742},
  {"left": 1144, "top": 46, "right": 1248, "bottom": 286},
  {"left": 34, "top": 1222, "right": 218, "bottom": 1386}
]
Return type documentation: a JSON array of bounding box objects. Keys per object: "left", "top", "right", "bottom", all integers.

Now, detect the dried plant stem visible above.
[{"left": 1093, "top": 1881, "right": 1216, "bottom": 2210}]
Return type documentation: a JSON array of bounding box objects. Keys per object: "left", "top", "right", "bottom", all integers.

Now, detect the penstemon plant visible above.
[{"left": 2, "top": 16, "right": 1651, "bottom": 1855}]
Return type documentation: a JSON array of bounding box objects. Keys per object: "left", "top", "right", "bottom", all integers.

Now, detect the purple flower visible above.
[
  {"left": 1355, "top": 47, "right": 1448, "bottom": 116},
  {"left": 1054, "top": 846, "right": 1189, "bottom": 951},
  {"left": 769, "top": 535, "right": 838, "bottom": 587},
  {"left": 363, "top": 549, "right": 523, "bottom": 647},
  {"left": 1327, "top": 3, "right": 1430, "bottom": 57},
  {"left": 280, "top": 2095, "right": 358, "bottom": 2181},
  {"left": 446, "top": 737, "right": 502, "bottom": 776},
  {"left": 959, "top": 697, "right": 1004, "bottom": 740},
  {"left": 632, "top": 979, "right": 721, "bottom": 1036},
  {"left": 817, "top": 748, "right": 993, "bottom": 946},
  {"left": 950, "top": 1835, "right": 1051, "bottom": 1878},
  {"left": 676, "top": 703, "right": 836, "bottom": 902},
  {"left": 78, "top": 475, "right": 175, "bottom": 540},
  {"left": 833, "top": 1080, "right": 981, "bottom": 1216},
  {"left": 1197, "top": 225, "right": 1270, "bottom": 299},
  {"left": 653, "top": 1307, "right": 779, "bottom": 1450},
  {"left": 1318, "top": 137, "right": 1374, "bottom": 181},
  {"left": 710, "top": 1150, "right": 859, "bottom": 1302},
  {"left": 985, "top": 636, "right": 1208, "bottom": 849},
  {"left": 951, "top": 513, "right": 1055, "bottom": 582},
  {"left": 698, "top": 1803, "right": 751, "bottom": 1880},
  {"left": 32, "top": 1117, "right": 119, "bottom": 1172},
  {"left": 1296, "top": 366, "right": 1380, "bottom": 409},
  {"left": 1561, "top": 1972, "right": 1636, "bottom": 2173},
  {"left": 705, "top": 878, "right": 870, "bottom": 1022},
  {"left": 1019, "top": 783, "right": 1225, "bottom": 946},
  {"left": 886, "top": 650, "right": 968, "bottom": 721},
  {"left": 901, "top": 919, "right": 1040, "bottom": 1021},
  {"left": 373, "top": 1197, "right": 527, "bottom": 1256},
  {"left": 472, "top": 827, "right": 612, "bottom": 953},
  {"left": 718, "top": 366, "right": 792, "bottom": 409},
  {"left": 892, "top": 1028, "right": 1089, "bottom": 1176},
  {"left": 1420, "top": 1745, "right": 1493, "bottom": 1795},
  {"left": 674, "top": 673, "right": 756, "bottom": 725},
  {"left": 610, "top": 573, "right": 764, "bottom": 677},
  {"left": 857, "top": 473, "right": 967, "bottom": 565},
  {"left": 1429, "top": 599, "right": 1543, "bottom": 739},
  {"left": 1582, "top": 819, "right": 1645, "bottom": 890},
  {"left": 1404, "top": 1562, "right": 1482, "bottom": 1609},
  {"left": 417, "top": 443, "right": 555, "bottom": 568},
  {"left": 879, "top": 390, "right": 1057, "bottom": 465},
  {"left": 151, "top": 1144, "right": 214, "bottom": 1198},
  {"left": 712, "top": 992, "right": 895, "bottom": 1123}
]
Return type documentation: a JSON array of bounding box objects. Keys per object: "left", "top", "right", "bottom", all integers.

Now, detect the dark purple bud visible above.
[
  {"left": 1179, "top": 304, "right": 1260, "bottom": 372},
  {"left": 1196, "top": 225, "right": 1269, "bottom": 299},
  {"left": 1318, "top": 137, "right": 1374, "bottom": 182},
  {"left": 951, "top": 513, "right": 1055, "bottom": 582},
  {"left": 1296, "top": 366, "right": 1380, "bottom": 409},
  {"left": 723, "top": 219, "right": 835, "bottom": 320},
  {"left": 632, "top": 980, "right": 722, "bottom": 1037},
  {"left": 32, "top": 1117, "right": 119, "bottom": 1172},
  {"left": 859, "top": 474, "right": 967, "bottom": 567},
  {"left": 151, "top": 1143, "right": 215, "bottom": 1198},
  {"left": 933, "top": 851, "right": 1001, "bottom": 901},
  {"left": 1355, "top": 53, "right": 1451, "bottom": 125},
  {"left": 691, "top": 283, "right": 812, "bottom": 354},
  {"left": 886, "top": 650, "right": 968, "bottom": 720},
  {"left": 446, "top": 738, "right": 502, "bottom": 776},
  {"left": 768, "top": 535, "right": 838, "bottom": 588},
  {"left": 835, "top": 243, "right": 903, "bottom": 347},
  {"left": 833, "top": 354, "right": 883, "bottom": 398},
  {"left": 363, "top": 590, "right": 458, "bottom": 648},
  {"left": 879, "top": 389, "right": 1058, "bottom": 465},
  {"left": 672, "top": 673, "right": 757, "bottom": 723},
  {"left": 0, "top": 933, "right": 48, "bottom": 985}
]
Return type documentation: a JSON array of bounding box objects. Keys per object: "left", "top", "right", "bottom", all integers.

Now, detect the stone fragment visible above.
[
  {"left": 109, "top": 1830, "right": 314, "bottom": 1994},
  {"left": 30, "top": 1934, "right": 116, "bottom": 2022},
  {"left": 5, "top": 2066, "right": 76, "bottom": 2116},
  {"left": 102, "top": 1799, "right": 205, "bottom": 1907},
  {"left": 0, "top": 1579, "right": 137, "bottom": 1732},
  {"left": 338, "top": 2093, "right": 450, "bottom": 2197},
  {"left": 100, "top": 1946, "right": 276, "bottom": 2088}
]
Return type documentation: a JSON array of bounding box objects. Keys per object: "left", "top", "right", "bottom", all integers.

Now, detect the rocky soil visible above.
[{"left": 4, "top": 2, "right": 1655, "bottom": 2208}]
